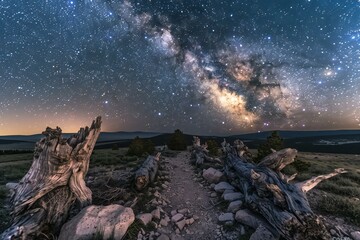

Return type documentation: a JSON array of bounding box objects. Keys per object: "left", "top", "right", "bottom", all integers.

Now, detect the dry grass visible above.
[{"left": 282, "top": 152, "right": 360, "bottom": 226}]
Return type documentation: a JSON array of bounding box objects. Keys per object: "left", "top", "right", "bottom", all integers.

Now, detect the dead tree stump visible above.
[
  {"left": 1, "top": 117, "right": 102, "bottom": 239},
  {"left": 222, "top": 139, "right": 346, "bottom": 240},
  {"left": 191, "top": 136, "right": 221, "bottom": 166}
]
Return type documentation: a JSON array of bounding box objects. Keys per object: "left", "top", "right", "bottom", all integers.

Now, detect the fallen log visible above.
[
  {"left": 191, "top": 136, "right": 221, "bottom": 166},
  {"left": 134, "top": 153, "right": 161, "bottom": 190},
  {"left": 1, "top": 117, "right": 102, "bottom": 239},
  {"left": 222, "top": 140, "right": 346, "bottom": 240}
]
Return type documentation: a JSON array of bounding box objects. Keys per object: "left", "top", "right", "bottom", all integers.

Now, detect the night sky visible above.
[{"left": 0, "top": 0, "right": 359, "bottom": 135}]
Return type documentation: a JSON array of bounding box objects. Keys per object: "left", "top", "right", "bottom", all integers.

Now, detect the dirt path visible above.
[{"left": 159, "top": 151, "right": 223, "bottom": 240}]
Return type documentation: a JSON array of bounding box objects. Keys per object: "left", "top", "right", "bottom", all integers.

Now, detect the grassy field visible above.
[{"left": 0, "top": 149, "right": 359, "bottom": 233}]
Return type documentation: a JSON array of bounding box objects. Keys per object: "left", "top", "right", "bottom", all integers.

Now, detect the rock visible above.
[
  {"left": 154, "top": 191, "right": 161, "bottom": 198},
  {"left": 171, "top": 213, "right": 184, "bottom": 222},
  {"left": 202, "top": 167, "right": 223, "bottom": 183},
  {"left": 193, "top": 215, "right": 200, "bottom": 220},
  {"left": 210, "top": 192, "right": 217, "bottom": 198},
  {"left": 235, "top": 209, "right": 267, "bottom": 229},
  {"left": 178, "top": 208, "right": 189, "bottom": 214},
  {"left": 5, "top": 182, "right": 17, "bottom": 190},
  {"left": 137, "top": 213, "right": 153, "bottom": 226},
  {"left": 58, "top": 204, "right": 134, "bottom": 240},
  {"left": 185, "top": 217, "right": 195, "bottom": 225},
  {"left": 218, "top": 213, "right": 234, "bottom": 222},
  {"left": 171, "top": 210, "right": 178, "bottom": 216},
  {"left": 160, "top": 218, "right": 169, "bottom": 227},
  {"left": 351, "top": 231, "right": 360, "bottom": 240},
  {"left": 250, "top": 225, "right": 277, "bottom": 240},
  {"left": 214, "top": 182, "right": 235, "bottom": 193},
  {"left": 223, "top": 189, "right": 234, "bottom": 195},
  {"left": 176, "top": 219, "right": 186, "bottom": 230},
  {"left": 210, "top": 183, "right": 216, "bottom": 189},
  {"left": 227, "top": 200, "right": 243, "bottom": 213},
  {"left": 157, "top": 234, "right": 170, "bottom": 240},
  {"left": 330, "top": 229, "right": 337, "bottom": 236},
  {"left": 223, "top": 192, "right": 243, "bottom": 201},
  {"left": 151, "top": 208, "right": 161, "bottom": 220}
]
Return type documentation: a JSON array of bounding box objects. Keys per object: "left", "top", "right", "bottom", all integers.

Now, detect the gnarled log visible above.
[
  {"left": 134, "top": 153, "right": 161, "bottom": 190},
  {"left": 1, "top": 117, "right": 102, "bottom": 239},
  {"left": 223, "top": 140, "right": 346, "bottom": 240},
  {"left": 191, "top": 136, "right": 221, "bottom": 166}
]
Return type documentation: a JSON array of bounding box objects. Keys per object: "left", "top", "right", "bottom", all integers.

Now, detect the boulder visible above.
[
  {"left": 58, "top": 204, "right": 134, "bottom": 240},
  {"left": 223, "top": 192, "right": 243, "bottom": 201},
  {"left": 227, "top": 200, "right": 242, "bottom": 213},
  {"left": 202, "top": 168, "right": 223, "bottom": 183},
  {"left": 214, "top": 182, "right": 235, "bottom": 193},
  {"left": 250, "top": 225, "right": 277, "bottom": 240}
]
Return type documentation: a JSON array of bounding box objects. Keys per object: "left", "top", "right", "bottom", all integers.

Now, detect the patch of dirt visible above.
[{"left": 158, "top": 151, "right": 227, "bottom": 240}]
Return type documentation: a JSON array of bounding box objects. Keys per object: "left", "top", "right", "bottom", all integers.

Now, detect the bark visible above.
[
  {"left": 223, "top": 140, "right": 346, "bottom": 240},
  {"left": 134, "top": 153, "right": 160, "bottom": 190},
  {"left": 191, "top": 136, "right": 221, "bottom": 166},
  {"left": 1, "top": 117, "right": 102, "bottom": 240}
]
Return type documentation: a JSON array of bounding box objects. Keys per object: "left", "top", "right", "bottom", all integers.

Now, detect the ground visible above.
[
  {"left": 157, "top": 151, "right": 225, "bottom": 239},
  {"left": 0, "top": 148, "right": 360, "bottom": 239}
]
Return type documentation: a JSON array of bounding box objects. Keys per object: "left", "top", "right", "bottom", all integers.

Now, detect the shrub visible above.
[
  {"left": 291, "top": 159, "right": 311, "bottom": 172},
  {"left": 127, "top": 137, "right": 155, "bottom": 157},
  {"left": 206, "top": 139, "right": 219, "bottom": 156},
  {"left": 256, "top": 131, "right": 283, "bottom": 161},
  {"left": 167, "top": 129, "right": 187, "bottom": 150}
]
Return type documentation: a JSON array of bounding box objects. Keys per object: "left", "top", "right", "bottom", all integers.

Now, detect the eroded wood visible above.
[{"left": 1, "top": 117, "right": 102, "bottom": 239}]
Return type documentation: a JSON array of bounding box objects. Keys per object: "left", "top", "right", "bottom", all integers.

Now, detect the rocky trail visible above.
[{"left": 133, "top": 151, "right": 246, "bottom": 240}]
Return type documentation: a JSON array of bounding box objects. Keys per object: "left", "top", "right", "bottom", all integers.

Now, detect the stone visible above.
[
  {"left": 157, "top": 234, "right": 170, "bottom": 240},
  {"left": 223, "top": 189, "right": 234, "bottom": 195},
  {"left": 249, "top": 225, "right": 277, "bottom": 240},
  {"left": 214, "top": 182, "right": 235, "bottom": 193},
  {"left": 227, "top": 200, "right": 243, "bottom": 213},
  {"left": 160, "top": 218, "right": 169, "bottom": 227},
  {"left": 171, "top": 210, "right": 178, "bottom": 216},
  {"left": 210, "top": 192, "right": 217, "bottom": 198},
  {"left": 176, "top": 219, "right": 186, "bottom": 230},
  {"left": 177, "top": 208, "right": 189, "bottom": 214},
  {"left": 218, "top": 213, "right": 234, "bottom": 222},
  {"left": 5, "top": 182, "right": 17, "bottom": 190},
  {"left": 137, "top": 213, "right": 153, "bottom": 226},
  {"left": 330, "top": 229, "right": 337, "bottom": 236},
  {"left": 202, "top": 167, "right": 223, "bottom": 183},
  {"left": 223, "top": 192, "right": 243, "bottom": 201},
  {"left": 235, "top": 210, "right": 265, "bottom": 229},
  {"left": 351, "top": 231, "right": 360, "bottom": 240},
  {"left": 151, "top": 208, "right": 161, "bottom": 220},
  {"left": 58, "top": 204, "right": 134, "bottom": 240},
  {"left": 171, "top": 213, "right": 184, "bottom": 222}
]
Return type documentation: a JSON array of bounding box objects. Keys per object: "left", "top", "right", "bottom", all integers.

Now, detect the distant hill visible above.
[
  {"left": 1, "top": 130, "right": 359, "bottom": 154},
  {"left": 229, "top": 130, "right": 360, "bottom": 140}
]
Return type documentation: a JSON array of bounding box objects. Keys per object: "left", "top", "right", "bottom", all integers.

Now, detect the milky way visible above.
[{"left": 0, "top": 0, "right": 359, "bottom": 135}]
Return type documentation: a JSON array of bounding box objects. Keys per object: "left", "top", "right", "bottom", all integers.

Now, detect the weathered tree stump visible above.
[
  {"left": 1, "top": 117, "right": 102, "bottom": 239},
  {"left": 222, "top": 140, "right": 346, "bottom": 240},
  {"left": 134, "top": 153, "right": 161, "bottom": 191},
  {"left": 191, "top": 136, "right": 221, "bottom": 166}
]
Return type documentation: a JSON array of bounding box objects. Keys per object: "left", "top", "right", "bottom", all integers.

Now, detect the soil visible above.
[{"left": 158, "top": 151, "right": 223, "bottom": 239}]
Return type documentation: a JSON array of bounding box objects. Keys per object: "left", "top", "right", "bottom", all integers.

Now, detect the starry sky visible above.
[{"left": 0, "top": 0, "right": 359, "bottom": 135}]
